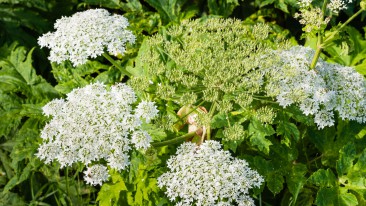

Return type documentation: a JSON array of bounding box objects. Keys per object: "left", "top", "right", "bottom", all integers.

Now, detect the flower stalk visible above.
[
  {"left": 151, "top": 131, "right": 198, "bottom": 147},
  {"left": 310, "top": 3, "right": 365, "bottom": 70},
  {"left": 102, "top": 52, "right": 132, "bottom": 77}
]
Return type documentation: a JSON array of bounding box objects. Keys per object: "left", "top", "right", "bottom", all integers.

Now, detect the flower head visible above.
[
  {"left": 36, "top": 82, "right": 158, "bottom": 185},
  {"left": 83, "top": 164, "right": 110, "bottom": 186},
  {"left": 327, "top": 0, "right": 353, "bottom": 14},
  {"left": 157, "top": 140, "right": 263, "bottom": 206},
  {"left": 261, "top": 46, "right": 366, "bottom": 129},
  {"left": 38, "top": 9, "right": 135, "bottom": 66},
  {"left": 135, "top": 101, "right": 159, "bottom": 123}
]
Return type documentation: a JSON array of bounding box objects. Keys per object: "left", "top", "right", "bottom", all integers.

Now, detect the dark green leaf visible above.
[
  {"left": 308, "top": 169, "right": 337, "bottom": 188},
  {"left": 248, "top": 119, "right": 274, "bottom": 154},
  {"left": 276, "top": 121, "right": 300, "bottom": 144},
  {"left": 315, "top": 187, "right": 337, "bottom": 206},
  {"left": 210, "top": 113, "right": 229, "bottom": 129},
  {"left": 286, "top": 164, "right": 307, "bottom": 205},
  {"left": 336, "top": 142, "right": 356, "bottom": 176}
]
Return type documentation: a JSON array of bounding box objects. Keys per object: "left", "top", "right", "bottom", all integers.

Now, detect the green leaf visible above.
[
  {"left": 286, "top": 164, "right": 307, "bottom": 205},
  {"left": 97, "top": 171, "right": 127, "bottom": 206},
  {"left": 308, "top": 169, "right": 337, "bottom": 188},
  {"left": 315, "top": 187, "right": 358, "bottom": 206},
  {"left": 0, "top": 43, "right": 59, "bottom": 101},
  {"left": 339, "top": 188, "right": 358, "bottom": 206},
  {"left": 336, "top": 142, "right": 356, "bottom": 176},
  {"left": 3, "top": 175, "right": 18, "bottom": 193},
  {"left": 80, "top": 0, "right": 121, "bottom": 9},
  {"left": 0, "top": 190, "right": 26, "bottom": 206},
  {"left": 144, "top": 0, "right": 197, "bottom": 24},
  {"left": 141, "top": 123, "right": 167, "bottom": 142},
  {"left": 208, "top": 0, "right": 239, "bottom": 17},
  {"left": 276, "top": 121, "right": 300, "bottom": 144},
  {"left": 248, "top": 119, "right": 274, "bottom": 154},
  {"left": 252, "top": 156, "right": 284, "bottom": 195},
  {"left": 315, "top": 187, "right": 338, "bottom": 206},
  {"left": 210, "top": 113, "right": 229, "bottom": 129}
]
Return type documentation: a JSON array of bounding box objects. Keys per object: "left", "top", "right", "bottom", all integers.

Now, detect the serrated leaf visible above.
[
  {"left": 315, "top": 187, "right": 337, "bottom": 206},
  {"left": 339, "top": 188, "right": 358, "bottom": 206},
  {"left": 336, "top": 142, "right": 356, "bottom": 176},
  {"left": 94, "top": 68, "right": 121, "bottom": 84},
  {"left": 210, "top": 113, "right": 229, "bottom": 129},
  {"left": 267, "top": 173, "right": 284, "bottom": 195},
  {"left": 0, "top": 43, "right": 59, "bottom": 101},
  {"left": 277, "top": 121, "right": 300, "bottom": 144},
  {"left": 315, "top": 187, "right": 358, "bottom": 206},
  {"left": 252, "top": 156, "right": 283, "bottom": 195},
  {"left": 0, "top": 46, "right": 39, "bottom": 86},
  {"left": 97, "top": 171, "right": 127, "bottom": 206},
  {"left": 144, "top": 0, "right": 197, "bottom": 24},
  {"left": 248, "top": 119, "right": 274, "bottom": 154},
  {"left": 308, "top": 169, "right": 337, "bottom": 188},
  {"left": 141, "top": 123, "right": 167, "bottom": 142},
  {"left": 208, "top": 0, "right": 239, "bottom": 17}
]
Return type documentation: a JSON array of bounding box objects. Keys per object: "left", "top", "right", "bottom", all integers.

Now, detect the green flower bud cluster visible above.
[
  {"left": 223, "top": 123, "right": 247, "bottom": 141},
  {"left": 132, "top": 18, "right": 287, "bottom": 113}
]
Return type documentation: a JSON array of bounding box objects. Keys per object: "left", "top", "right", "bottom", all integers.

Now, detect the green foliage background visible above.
[{"left": 1, "top": 0, "right": 366, "bottom": 205}]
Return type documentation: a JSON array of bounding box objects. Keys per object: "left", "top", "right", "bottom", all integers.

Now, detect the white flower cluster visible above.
[
  {"left": 327, "top": 0, "right": 353, "bottom": 14},
  {"left": 298, "top": 0, "right": 313, "bottom": 8},
  {"left": 157, "top": 141, "right": 263, "bottom": 206},
  {"left": 83, "top": 165, "right": 110, "bottom": 186},
  {"left": 38, "top": 9, "right": 135, "bottom": 66},
  {"left": 37, "top": 82, "right": 158, "bottom": 185},
  {"left": 262, "top": 46, "right": 366, "bottom": 129}
]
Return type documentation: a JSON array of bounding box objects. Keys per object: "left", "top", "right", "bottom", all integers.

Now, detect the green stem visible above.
[
  {"left": 309, "top": 0, "right": 327, "bottom": 70},
  {"left": 310, "top": 2, "right": 365, "bottom": 70},
  {"left": 102, "top": 53, "right": 132, "bottom": 77},
  {"left": 335, "top": 8, "right": 364, "bottom": 34},
  {"left": 309, "top": 36, "right": 323, "bottom": 70},
  {"left": 65, "top": 168, "right": 68, "bottom": 193},
  {"left": 151, "top": 131, "right": 197, "bottom": 147},
  {"left": 206, "top": 102, "right": 217, "bottom": 140}
]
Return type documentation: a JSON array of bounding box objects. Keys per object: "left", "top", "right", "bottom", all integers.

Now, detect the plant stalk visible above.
[
  {"left": 151, "top": 131, "right": 197, "bottom": 147},
  {"left": 102, "top": 53, "right": 132, "bottom": 77}
]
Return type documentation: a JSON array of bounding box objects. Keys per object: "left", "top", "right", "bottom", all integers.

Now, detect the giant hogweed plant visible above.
[
  {"left": 2, "top": 1, "right": 366, "bottom": 205},
  {"left": 126, "top": 2, "right": 366, "bottom": 205}
]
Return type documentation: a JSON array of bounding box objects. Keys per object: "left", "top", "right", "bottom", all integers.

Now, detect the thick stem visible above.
[
  {"left": 310, "top": 7, "right": 364, "bottom": 70},
  {"left": 151, "top": 131, "right": 197, "bottom": 147},
  {"left": 102, "top": 53, "right": 132, "bottom": 77},
  {"left": 206, "top": 103, "right": 217, "bottom": 140},
  {"left": 309, "top": 36, "right": 323, "bottom": 70}
]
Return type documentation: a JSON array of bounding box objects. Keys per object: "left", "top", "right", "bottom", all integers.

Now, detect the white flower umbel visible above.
[
  {"left": 298, "top": 0, "right": 313, "bottom": 8},
  {"left": 262, "top": 46, "right": 366, "bottom": 129},
  {"left": 38, "top": 9, "right": 135, "bottom": 66},
  {"left": 36, "top": 82, "right": 158, "bottom": 185},
  {"left": 157, "top": 141, "right": 264, "bottom": 206},
  {"left": 83, "top": 164, "right": 110, "bottom": 186},
  {"left": 135, "top": 101, "right": 159, "bottom": 123},
  {"left": 327, "top": 0, "right": 353, "bottom": 14}
]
